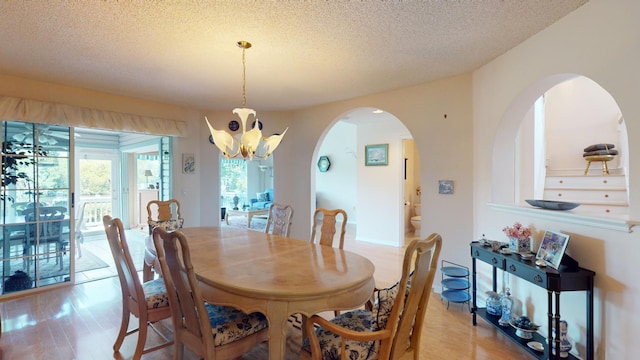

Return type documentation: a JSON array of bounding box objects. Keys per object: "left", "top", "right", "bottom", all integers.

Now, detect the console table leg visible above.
[
  {"left": 471, "top": 257, "right": 477, "bottom": 325},
  {"left": 548, "top": 290, "right": 554, "bottom": 360},
  {"left": 587, "top": 284, "right": 594, "bottom": 360},
  {"left": 553, "top": 291, "right": 561, "bottom": 360}
]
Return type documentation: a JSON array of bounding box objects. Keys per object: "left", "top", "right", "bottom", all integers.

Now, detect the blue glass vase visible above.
[{"left": 498, "top": 288, "right": 513, "bottom": 326}]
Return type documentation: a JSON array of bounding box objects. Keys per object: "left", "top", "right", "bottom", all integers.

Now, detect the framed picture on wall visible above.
[
  {"left": 365, "top": 144, "right": 388, "bottom": 166},
  {"left": 438, "top": 180, "right": 454, "bottom": 194},
  {"left": 182, "top": 153, "right": 195, "bottom": 174}
]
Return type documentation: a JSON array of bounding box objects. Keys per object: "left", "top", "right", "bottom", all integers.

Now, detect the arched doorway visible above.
[{"left": 313, "top": 107, "right": 419, "bottom": 247}]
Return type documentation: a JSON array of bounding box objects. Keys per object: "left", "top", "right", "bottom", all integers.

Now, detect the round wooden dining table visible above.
[{"left": 162, "top": 226, "right": 376, "bottom": 359}]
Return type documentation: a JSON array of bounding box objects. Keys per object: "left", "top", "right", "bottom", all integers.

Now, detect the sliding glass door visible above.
[{"left": 1, "top": 121, "right": 73, "bottom": 294}]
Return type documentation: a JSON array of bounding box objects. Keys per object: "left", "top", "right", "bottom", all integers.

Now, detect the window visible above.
[{"left": 220, "top": 159, "right": 247, "bottom": 210}]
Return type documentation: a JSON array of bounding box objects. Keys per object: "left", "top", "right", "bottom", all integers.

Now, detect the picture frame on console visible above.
[{"left": 536, "top": 230, "right": 570, "bottom": 270}]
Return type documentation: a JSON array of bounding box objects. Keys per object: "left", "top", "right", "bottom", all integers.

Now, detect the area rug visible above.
[
  {"left": 39, "top": 248, "right": 109, "bottom": 279},
  {"left": 224, "top": 214, "right": 268, "bottom": 232}
]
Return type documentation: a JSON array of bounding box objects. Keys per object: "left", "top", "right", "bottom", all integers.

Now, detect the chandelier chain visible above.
[{"left": 241, "top": 46, "right": 247, "bottom": 107}]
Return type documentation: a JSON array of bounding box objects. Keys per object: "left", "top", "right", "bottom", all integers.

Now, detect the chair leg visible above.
[
  {"left": 113, "top": 306, "right": 130, "bottom": 352},
  {"left": 133, "top": 319, "right": 148, "bottom": 360},
  {"left": 142, "top": 262, "right": 154, "bottom": 282},
  {"left": 175, "top": 342, "right": 185, "bottom": 360},
  {"left": 584, "top": 160, "right": 592, "bottom": 175},
  {"left": 76, "top": 234, "right": 83, "bottom": 258}
]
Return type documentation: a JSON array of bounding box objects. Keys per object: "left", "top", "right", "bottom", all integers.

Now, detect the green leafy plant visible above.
[{"left": 1, "top": 141, "right": 46, "bottom": 202}]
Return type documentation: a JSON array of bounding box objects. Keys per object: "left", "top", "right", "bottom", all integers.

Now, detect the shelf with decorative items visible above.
[
  {"left": 440, "top": 260, "right": 471, "bottom": 311},
  {"left": 470, "top": 241, "right": 595, "bottom": 360}
]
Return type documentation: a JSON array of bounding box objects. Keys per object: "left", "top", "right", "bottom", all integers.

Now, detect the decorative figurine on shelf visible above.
[
  {"left": 232, "top": 194, "right": 240, "bottom": 210},
  {"left": 502, "top": 222, "right": 532, "bottom": 253},
  {"left": 498, "top": 288, "right": 513, "bottom": 326},
  {"left": 486, "top": 291, "right": 502, "bottom": 316},
  {"left": 552, "top": 319, "right": 573, "bottom": 358}
]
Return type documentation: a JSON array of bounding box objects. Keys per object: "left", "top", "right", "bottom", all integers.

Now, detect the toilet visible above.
[{"left": 410, "top": 203, "right": 421, "bottom": 236}]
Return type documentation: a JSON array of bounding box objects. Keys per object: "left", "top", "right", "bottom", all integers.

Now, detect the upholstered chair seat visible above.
[
  {"left": 204, "top": 303, "right": 268, "bottom": 346},
  {"left": 142, "top": 278, "right": 170, "bottom": 309},
  {"left": 304, "top": 309, "right": 379, "bottom": 360}
]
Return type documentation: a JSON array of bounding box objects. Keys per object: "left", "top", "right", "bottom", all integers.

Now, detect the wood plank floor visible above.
[{"left": 0, "top": 226, "right": 533, "bottom": 359}]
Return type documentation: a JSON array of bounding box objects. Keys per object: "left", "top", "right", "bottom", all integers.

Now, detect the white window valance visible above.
[{"left": 0, "top": 96, "right": 187, "bottom": 137}]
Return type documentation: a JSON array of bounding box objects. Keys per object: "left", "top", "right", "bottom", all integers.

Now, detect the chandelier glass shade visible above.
[{"left": 206, "top": 41, "right": 288, "bottom": 160}]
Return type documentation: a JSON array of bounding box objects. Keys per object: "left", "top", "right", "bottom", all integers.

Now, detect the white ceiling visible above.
[{"left": 0, "top": 1, "right": 588, "bottom": 112}]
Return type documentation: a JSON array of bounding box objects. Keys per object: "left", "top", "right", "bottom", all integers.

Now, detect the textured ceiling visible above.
[{"left": 0, "top": 1, "right": 588, "bottom": 112}]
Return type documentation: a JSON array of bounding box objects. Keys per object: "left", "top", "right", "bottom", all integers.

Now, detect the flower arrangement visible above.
[
  {"left": 502, "top": 222, "right": 531, "bottom": 240},
  {"left": 503, "top": 222, "right": 532, "bottom": 253}
]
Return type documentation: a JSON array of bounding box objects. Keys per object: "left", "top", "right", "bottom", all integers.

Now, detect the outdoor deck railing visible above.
[{"left": 80, "top": 197, "right": 111, "bottom": 231}]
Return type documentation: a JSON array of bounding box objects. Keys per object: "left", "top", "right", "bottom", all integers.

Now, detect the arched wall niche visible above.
[
  {"left": 492, "top": 74, "right": 577, "bottom": 204},
  {"left": 492, "top": 73, "right": 630, "bottom": 221}
]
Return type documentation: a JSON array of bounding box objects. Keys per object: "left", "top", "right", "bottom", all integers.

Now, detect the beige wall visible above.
[
  {"left": 474, "top": 0, "right": 639, "bottom": 358},
  {"left": 1, "top": 0, "right": 636, "bottom": 356}
]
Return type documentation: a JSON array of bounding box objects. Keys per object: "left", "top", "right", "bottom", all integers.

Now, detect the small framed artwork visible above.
[
  {"left": 365, "top": 144, "right": 388, "bottom": 166},
  {"left": 536, "top": 230, "right": 570, "bottom": 269},
  {"left": 438, "top": 180, "right": 454, "bottom": 194},
  {"left": 182, "top": 153, "right": 195, "bottom": 174}
]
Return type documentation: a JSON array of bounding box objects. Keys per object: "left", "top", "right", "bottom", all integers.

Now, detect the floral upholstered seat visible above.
[
  {"left": 302, "top": 281, "right": 400, "bottom": 359},
  {"left": 304, "top": 309, "right": 379, "bottom": 360},
  {"left": 204, "top": 302, "right": 268, "bottom": 346},
  {"left": 147, "top": 218, "right": 184, "bottom": 233},
  {"left": 142, "top": 278, "right": 170, "bottom": 309}
]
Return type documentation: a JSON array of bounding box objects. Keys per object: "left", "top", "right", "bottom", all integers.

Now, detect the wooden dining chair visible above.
[
  {"left": 23, "top": 206, "right": 67, "bottom": 270},
  {"left": 143, "top": 199, "right": 184, "bottom": 281},
  {"left": 310, "top": 208, "right": 347, "bottom": 249},
  {"left": 265, "top": 202, "right": 294, "bottom": 237},
  {"left": 103, "top": 215, "right": 172, "bottom": 360},
  {"left": 304, "top": 233, "right": 443, "bottom": 360},
  {"left": 152, "top": 226, "right": 269, "bottom": 359}
]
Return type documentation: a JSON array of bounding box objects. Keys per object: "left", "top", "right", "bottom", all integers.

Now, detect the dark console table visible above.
[{"left": 470, "top": 242, "right": 595, "bottom": 360}]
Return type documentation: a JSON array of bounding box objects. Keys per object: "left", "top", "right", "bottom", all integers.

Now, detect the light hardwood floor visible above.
[{"left": 0, "top": 225, "right": 532, "bottom": 359}]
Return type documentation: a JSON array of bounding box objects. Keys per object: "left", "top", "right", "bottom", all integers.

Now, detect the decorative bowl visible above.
[
  {"left": 525, "top": 199, "right": 580, "bottom": 211},
  {"left": 519, "top": 252, "right": 534, "bottom": 261},
  {"left": 510, "top": 319, "right": 540, "bottom": 339}
]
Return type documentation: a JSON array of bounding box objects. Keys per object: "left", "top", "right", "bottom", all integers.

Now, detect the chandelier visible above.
[{"left": 205, "top": 41, "right": 288, "bottom": 160}]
